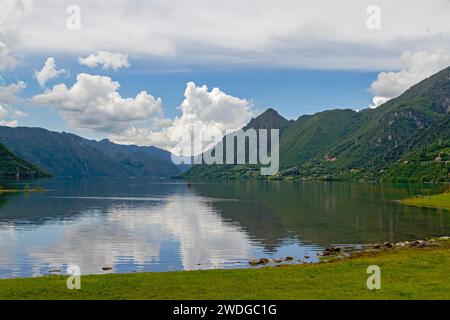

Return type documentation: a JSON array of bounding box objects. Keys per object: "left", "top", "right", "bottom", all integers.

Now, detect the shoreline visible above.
[
  {"left": 0, "top": 186, "right": 47, "bottom": 194},
  {"left": 400, "top": 192, "right": 450, "bottom": 210},
  {"left": 2, "top": 236, "right": 448, "bottom": 280},
  {"left": 1, "top": 238, "right": 449, "bottom": 300}
]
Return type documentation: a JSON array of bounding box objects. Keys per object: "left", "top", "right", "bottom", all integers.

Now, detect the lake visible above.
[{"left": 0, "top": 178, "right": 449, "bottom": 278}]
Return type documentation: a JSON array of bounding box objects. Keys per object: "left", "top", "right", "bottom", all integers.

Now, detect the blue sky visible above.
[{"left": 11, "top": 55, "right": 378, "bottom": 135}]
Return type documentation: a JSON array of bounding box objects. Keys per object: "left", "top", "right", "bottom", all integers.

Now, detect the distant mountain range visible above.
[
  {"left": 0, "top": 126, "right": 183, "bottom": 178},
  {"left": 1, "top": 67, "right": 449, "bottom": 181},
  {"left": 185, "top": 67, "right": 450, "bottom": 182}
]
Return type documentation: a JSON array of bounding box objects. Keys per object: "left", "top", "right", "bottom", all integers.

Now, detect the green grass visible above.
[
  {"left": 1, "top": 245, "right": 450, "bottom": 300},
  {"left": 401, "top": 192, "right": 450, "bottom": 210}
]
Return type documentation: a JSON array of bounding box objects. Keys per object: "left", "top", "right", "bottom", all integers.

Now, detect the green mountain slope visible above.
[
  {"left": 280, "top": 109, "right": 364, "bottom": 167},
  {"left": 381, "top": 116, "right": 450, "bottom": 182},
  {"left": 326, "top": 67, "right": 450, "bottom": 170},
  {"left": 184, "top": 66, "right": 450, "bottom": 182},
  {"left": 183, "top": 108, "right": 291, "bottom": 180},
  {"left": 0, "top": 143, "right": 49, "bottom": 177}
]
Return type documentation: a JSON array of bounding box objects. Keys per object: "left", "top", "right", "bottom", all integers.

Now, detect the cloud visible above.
[
  {"left": 78, "top": 51, "right": 130, "bottom": 70},
  {"left": 369, "top": 50, "right": 450, "bottom": 108},
  {"left": 0, "top": 0, "right": 33, "bottom": 71},
  {"left": 0, "top": 104, "right": 27, "bottom": 118},
  {"left": 0, "top": 104, "right": 27, "bottom": 127},
  {"left": 109, "top": 82, "right": 253, "bottom": 153},
  {"left": 0, "top": 81, "right": 26, "bottom": 104},
  {"left": 31, "top": 73, "right": 162, "bottom": 133},
  {"left": 0, "top": 42, "right": 18, "bottom": 71},
  {"left": 34, "top": 57, "right": 66, "bottom": 87},
  {"left": 14, "top": 0, "right": 450, "bottom": 70},
  {"left": 0, "top": 82, "right": 28, "bottom": 127},
  {"left": 180, "top": 82, "right": 252, "bottom": 130},
  {"left": 0, "top": 120, "right": 18, "bottom": 127}
]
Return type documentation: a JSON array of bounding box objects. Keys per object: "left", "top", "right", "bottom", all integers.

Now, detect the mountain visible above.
[
  {"left": 87, "top": 138, "right": 173, "bottom": 162},
  {"left": 86, "top": 138, "right": 184, "bottom": 176},
  {"left": 244, "top": 108, "right": 292, "bottom": 130},
  {"left": 279, "top": 109, "right": 364, "bottom": 167},
  {"left": 184, "top": 66, "right": 450, "bottom": 182},
  {"left": 0, "top": 126, "right": 181, "bottom": 178},
  {"left": 297, "top": 66, "right": 450, "bottom": 182},
  {"left": 183, "top": 108, "right": 291, "bottom": 180},
  {"left": 0, "top": 142, "right": 49, "bottom": 177}
]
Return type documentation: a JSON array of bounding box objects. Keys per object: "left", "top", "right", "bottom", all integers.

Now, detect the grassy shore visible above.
[
  {"left": 0, "top": 187, "right": 47, "bottom": 194},
  {"left": 1, "top": 243, "right": 450, "bottom": 300},
  {"left": 401, "top": 192, "right": 450, "bottom": 210}
]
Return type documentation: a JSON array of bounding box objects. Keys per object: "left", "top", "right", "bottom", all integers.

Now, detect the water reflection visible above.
[
  {"left": 0, "top": 178, "right": 449, "bottom": 278},
  {"left": 0, "top": 195, "right": 255, "bottom": 277},
  {"left": 191, "top": 181, "right": 450, "bottom": 244}
]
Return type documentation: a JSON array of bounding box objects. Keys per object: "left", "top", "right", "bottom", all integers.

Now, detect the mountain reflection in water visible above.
[{"left": 0, "top": 178, "right": 448, "bottom": 278}]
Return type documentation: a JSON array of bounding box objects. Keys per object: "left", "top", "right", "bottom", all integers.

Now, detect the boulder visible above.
[
  {"left": 48, "top": 269, "right": 61, "bottom": 273},
  {"left": 249, "top": 259, "right": 260, "bottom": 266},
  {"left": 410, "top": 240, "right": 419, "bottom": 247},
  {"left": 384, "top": 242, "right": 394, "bottom": 248},
  {"left": 323, "top": 247, "right": 343, "bottom": 256},
  {"left": 285, "top": 256, "right": 294, "bottom": 261}
]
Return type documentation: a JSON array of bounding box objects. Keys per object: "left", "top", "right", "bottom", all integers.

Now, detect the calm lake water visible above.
[{"left": 0, "top": 178, "right": 449, "bottom": 278}]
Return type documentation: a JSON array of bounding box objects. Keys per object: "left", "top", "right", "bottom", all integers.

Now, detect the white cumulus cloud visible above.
[
  {"left": 34, "top": 57, "right": 66, "bottom": 87},
  {"left": 109, "top": 82, "right": 254, "bottom": 153},
  {"left": 31, "top": 73, "right": 162, "bottom": 133},
  {"left": 369, "top": 50, "right": 450, "bottom": 108},
  {"left": 78, "top": 51, "right": 130, "bottom": 70}
]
